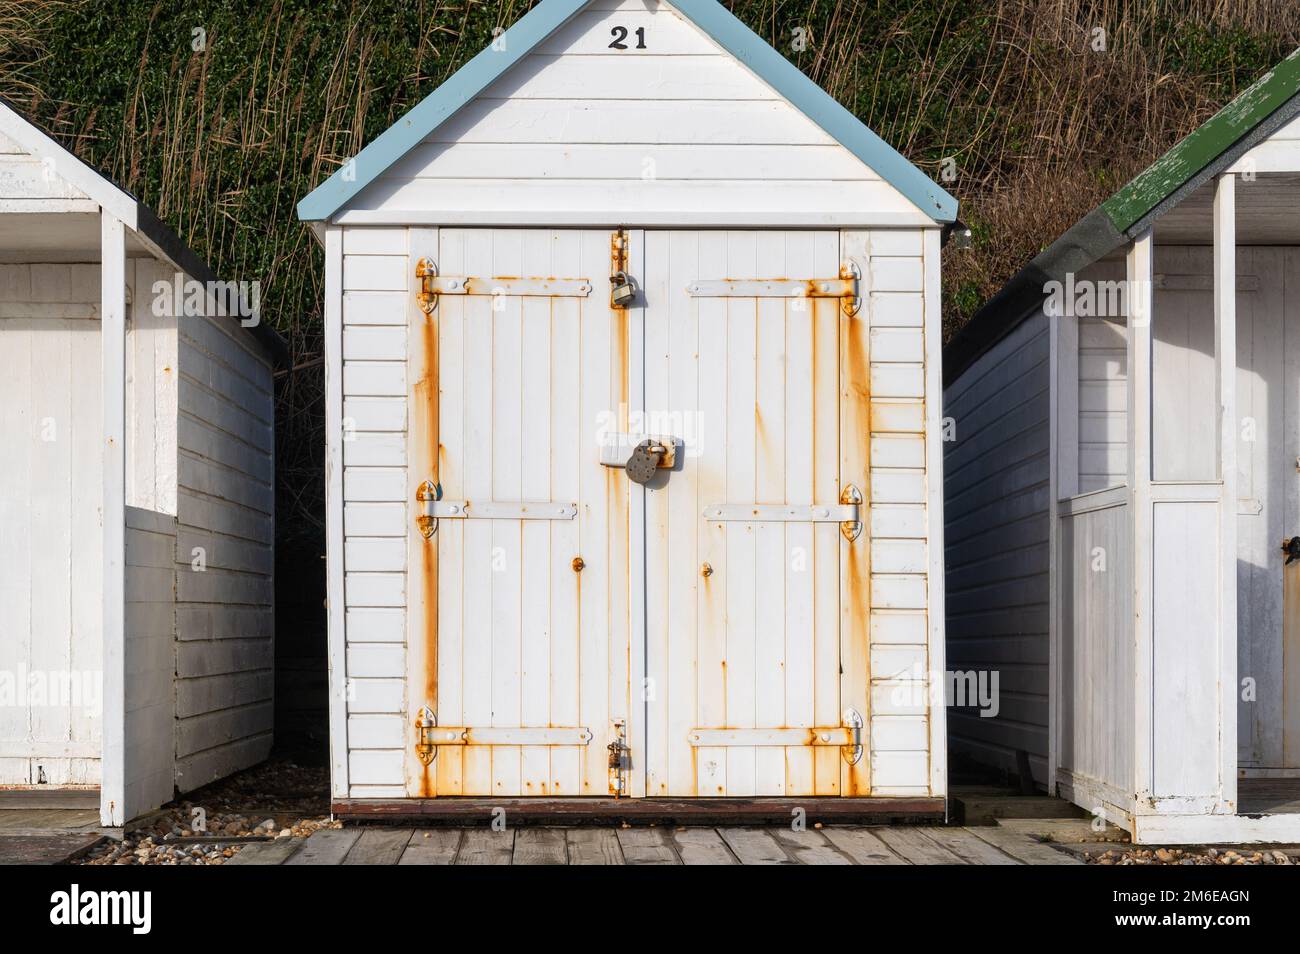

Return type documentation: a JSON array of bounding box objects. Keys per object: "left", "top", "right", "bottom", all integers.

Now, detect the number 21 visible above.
[{"left": 609, "top": 26, "right": 647, "bottom": 49}]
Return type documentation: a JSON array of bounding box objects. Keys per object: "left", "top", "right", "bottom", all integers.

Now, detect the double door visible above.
[{"left": 405, "top": 228, "right": 870, "bottom": 797}]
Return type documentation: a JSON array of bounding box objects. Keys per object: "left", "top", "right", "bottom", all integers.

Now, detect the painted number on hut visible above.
[{"left": 609, "top": 26, "right": 647, "bottom": 49}]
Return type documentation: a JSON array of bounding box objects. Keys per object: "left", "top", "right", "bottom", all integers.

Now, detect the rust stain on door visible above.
[{"left": 412, "top": 296, "right": 440, "bottom": 797}]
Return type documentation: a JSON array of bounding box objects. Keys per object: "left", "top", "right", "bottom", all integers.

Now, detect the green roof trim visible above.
[
  {"left": 298, "top": 0, "right": 956, "bottom": 223},
  {"left": 1102, "top": 46, "right": 1300, "bottom": 233}
]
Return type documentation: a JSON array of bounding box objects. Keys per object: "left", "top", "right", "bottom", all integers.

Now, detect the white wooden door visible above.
[
  {"left": 406, "top": 228, "right": 635, "bottom": 797},
  {"left": 637, "top": 230, "right": 871, "bottom": 797}
]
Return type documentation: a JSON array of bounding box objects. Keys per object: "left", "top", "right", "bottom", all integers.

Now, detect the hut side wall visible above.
[
  {"left": 943, "top": 312, "right": 1051, "bottom": 786},
  {"left": 173, "top": 286, "right": 276, "bottom": 790}
]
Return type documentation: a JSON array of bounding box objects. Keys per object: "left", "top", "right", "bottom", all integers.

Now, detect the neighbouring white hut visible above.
[
  {"left": 298, "top": 0, "right": 958, "bottom": 820},
  {"left": 944, "top": 50, "right": 1300, "bottom": 843},
  {"left": 0, "top": 100, "right": 285, "bottom": 826}
]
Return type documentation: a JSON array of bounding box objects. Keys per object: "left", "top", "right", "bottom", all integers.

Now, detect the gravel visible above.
[
  {"left": 79, "top": 756, "right": 336, "bottom": 866},
  {"left": 1089, "top": 846, "right": 1295, "bottom": 865}
]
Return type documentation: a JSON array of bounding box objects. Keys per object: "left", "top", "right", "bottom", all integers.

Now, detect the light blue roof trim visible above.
[
  {"left": 296, "top": 0, "right": 589, "bottom": 221},
  {"left": 297, "top": 0, "right": 958, "bottom": 223}
]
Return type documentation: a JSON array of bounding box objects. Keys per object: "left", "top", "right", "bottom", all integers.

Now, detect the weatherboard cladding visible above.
[{"left": 296, "top": 0, "right": 956, "bottom": 224}]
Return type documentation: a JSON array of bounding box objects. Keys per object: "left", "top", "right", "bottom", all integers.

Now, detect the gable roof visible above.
[
  {"left": 944, "top": 47, "right": 1300, "bottom": 387},
  {"left": 297, "top": 0, "right": 957, "bottom": 223},
  {"left": 0, "top": 98, "right": 288, "bottom": 365}
]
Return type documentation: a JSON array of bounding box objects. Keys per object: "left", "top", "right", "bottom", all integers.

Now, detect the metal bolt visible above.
[
  {"left": 701, "top": 562, "right": 713, "bottom": 578},
  {"left": 572, "top": 556, "right": 585, "bottom": 572}
]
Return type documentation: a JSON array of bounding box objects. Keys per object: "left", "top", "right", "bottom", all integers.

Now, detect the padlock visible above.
[
  {"left": 610, "top": 270, "right": 635, "bottom": 308},
  {"left": 625, "top": 439, "right": 663, "bottom": 485}
]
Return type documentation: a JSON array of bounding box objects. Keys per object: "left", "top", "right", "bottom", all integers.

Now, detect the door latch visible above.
[
  {"left": 416, "top": 480, "right": 441, "bottom": 539},
  {"left": 839, "top": 484, "right": 864, "bottom": 541},
  {"left": 607, "top": 720, "right": 630, "bottom": 797},
  {"left": 1283, "top": 537, "right": 1300, "bottom": 565}
]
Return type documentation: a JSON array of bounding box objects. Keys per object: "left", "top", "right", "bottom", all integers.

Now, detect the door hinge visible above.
[
  {"left": 839, "top": 484, "right": 864, "bottom": 541},
  {"left": 416, "top": 479, "right": 441, "bottom": 539}
]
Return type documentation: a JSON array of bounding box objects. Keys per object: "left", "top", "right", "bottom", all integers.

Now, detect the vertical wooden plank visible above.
[
  {"left": 784, "top": 233, "right": 816, "bottom": 797},
  {"left": 436, "top": 229, "right": 466, "bottom": 795},
  {"left": 0, "top": 314, "right": 33, "bottom": 779},
  {"left": 1214, "top": 175, "right": 1237, "bottom": 808},
  {"left": 405, "top": 227, "right": 439, "bottom": 798},
  {"left": 1128, "top": 230, "right": 1155, "bottom": 809},
  {"left": 665, "top": 230, "right": 699, "bottom": 796},
  {"left": 549, "top": 230, "right": 581, "bottom": 796},
  {"left": 754, "top": 231, "right": 788, "bottom": 795},
  {"left": 841, "top": 229, "right": 872, "bottom": 796},
  {"left": 461, "top": 228, "right": 495, "bottom": 795},
  {"left": 579, "top": 228, "right": 613, "bottom": 794},
  {"left": 696, "top": 230, "right": 729, "bottom": 796},
  {"left": 620, "top": 227, "right": 644, "bottom": 798},
  {"left": 643, "top": 229, "right": 673, "bottom": 795},
  {"left": 812, "top": 235, "right": 841, "bottom": 796},
  {"left": 922, "top": 227, "right": 945, "bottom": 798},
  {"left": 520, "top": 229, "right": 553, "bottom": 794},
  {"left": 324, "top": 227, "right": 349, "bottom": 798},
  {"left": 491, "top": 228, "right": 524, "bottom": 796},
  {"left": 29, "top": 315, "right": 72, "bottom": 755},
  {"left": 69, "top": 311, "right": 103, "bottom": 764},
  {"left": 100, "top": 211, "right": 126, "bottom": 826},
  {"left": 725, "top": 229, "right": 758, "bottom": 797}
]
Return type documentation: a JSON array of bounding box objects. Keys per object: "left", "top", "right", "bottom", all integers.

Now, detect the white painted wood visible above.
[
  {"left": 100, "top": 212, "right": 126, "bottom": 826},
  {"left": 341, "top": 0, "right": 932, "bottom": 226},
  {"left": 922, "top": 227, "right": 946, "bottom": 798},
  {"left": 325, "top": 226, "right": 349, "bottom": 797},
  {"left": 1128, "top": 231, "right": 1155, "bottom": 813},
  {"left": 0, "top": 101, "right": 136, "bottom": 228},
  {"left": 1214, "top": 176, "right": 1238, "bottom": 812}
]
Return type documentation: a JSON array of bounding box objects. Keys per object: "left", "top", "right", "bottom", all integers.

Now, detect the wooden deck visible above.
[
  {"left": 229, "top": 825, "right": 1084, "bottom": 866},
  {"left": 1239, "top": 778, "right": 1300, "bottom": 815}
]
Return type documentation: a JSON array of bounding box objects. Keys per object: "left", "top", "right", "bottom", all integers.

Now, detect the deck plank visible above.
[
  {"left": 566, "top": 829, "right": 624, "bottom": 865},
  {"left": 226, "top": 837, "right": 307, "bottom": 866},
  {"left": 719, "top": 827, "right": 796, "bottom": 865},
  {"left": 456, "top": 829, "right": 515, "bottom": 865},
  {"left": 968, "top": 826, "right": 1084, "bottom": 865},
  {"left": 672, "top": 828, "right": 737, "bottom": 865},
  {"left": 819, "top": 827, "right": 907, "bottom": 864},
  {"left": 770, "top": 828, "right": 852, "bottom": 864},
  {"left": 284, "top": 829, "right": 362, "bottom": 866},
  {"left": 513, "top": 829, "right": 568, "bottom": 865},
  {"left": 399, "top": 830, "right": 462, "bottom": 865},
  {"left": 872, "top": 827, "right": 967, "bottom": 864},
  {"left": 616, "top": 828, "right": 679, "bottom": 864},
  {"left": 343, "top": 828, "right": 413, "bottom": 865},
  {"left": 918, "top": 827, "right": 1020, "bottom": 865}
]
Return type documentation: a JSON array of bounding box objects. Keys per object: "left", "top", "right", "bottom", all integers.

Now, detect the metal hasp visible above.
[
  {"left": 599, "top": 433, "right": 677, "bottom": 472},
  {"left": 685, "top": 261, "right": 861, "bottom": 315},
  {"left": 610, "top": 229, "right": 634, "bottom": 309}
]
